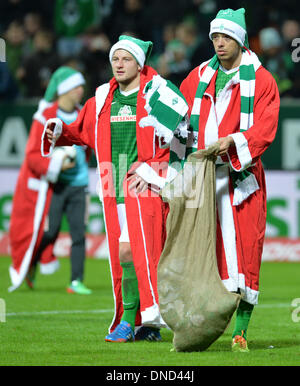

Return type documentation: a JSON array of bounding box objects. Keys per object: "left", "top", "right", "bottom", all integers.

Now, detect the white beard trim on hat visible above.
[
  {"left": 109, "top": 40, "right": 146, "bottom": 68},
  {"left": 209, "top": 18, "right": 246, "bottom": 47}
]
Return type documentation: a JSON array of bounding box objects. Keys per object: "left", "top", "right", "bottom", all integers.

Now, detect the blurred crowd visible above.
[{"left": 0, "top": 0, "right": 300, "bottom": 102}]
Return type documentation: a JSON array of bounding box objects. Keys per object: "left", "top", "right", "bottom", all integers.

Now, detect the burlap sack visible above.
[{"left": 158, "top": 144, "right": 241, "bottom": 352}]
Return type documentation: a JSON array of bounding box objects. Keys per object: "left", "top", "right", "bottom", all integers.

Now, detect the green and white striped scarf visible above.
[
  {"left": 190, "top": 49, "right": 261, "bottom": 147},
  {"left": 140, "top": 75, "right": 189, "bottom": 144},
  {"left": 189, "top": 49, "right": 261, "bottom": 205},
  {"left": 139, "top": 75, "right": 189, "bottom": 182}
]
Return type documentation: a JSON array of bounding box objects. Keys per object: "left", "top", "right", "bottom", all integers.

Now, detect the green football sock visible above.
[
  {"left": 120, "top": 262, "right": 140, "bottom": 330},
  {"left": 232, "top": 299, "right": 254, "bottom": 340}
]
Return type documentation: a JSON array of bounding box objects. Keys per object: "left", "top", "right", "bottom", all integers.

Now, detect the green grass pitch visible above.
[{"left": 0, "top": 255, "right": 299, "bottom": 366}]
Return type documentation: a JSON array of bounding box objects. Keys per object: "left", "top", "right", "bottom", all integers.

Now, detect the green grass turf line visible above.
[{"left": 0, "top": 256, "right": 300, "bottom": 366}]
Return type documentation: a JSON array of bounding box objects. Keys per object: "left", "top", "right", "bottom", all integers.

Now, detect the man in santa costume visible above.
[
  {"left": 42, "top": 35, "right": 188, "bottom": 342},
  {"left": 9, "top": 66, "right": 91, "bottom": 294},
  {"left": 179, "top": 8, "right": 280, "bottom": 352}
]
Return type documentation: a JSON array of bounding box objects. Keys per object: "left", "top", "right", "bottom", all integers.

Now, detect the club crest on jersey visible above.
[{"left": 118, "top": 105, "right": 132, "bottom": 116}]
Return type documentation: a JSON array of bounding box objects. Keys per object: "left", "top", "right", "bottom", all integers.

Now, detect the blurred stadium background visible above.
[{"left": 0, "top": 0, "right": 300, "bottom": 262}]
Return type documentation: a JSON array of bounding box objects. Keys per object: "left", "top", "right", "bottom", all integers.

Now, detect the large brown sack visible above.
[{"left": 158, "top": 144, "right": 241, "bottom": 352}]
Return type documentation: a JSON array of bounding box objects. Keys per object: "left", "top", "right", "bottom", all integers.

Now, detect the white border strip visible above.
[
  {"left": 9, "top": 179, "right": 49, "bottom": 292},
  {"left": 57, "top": 73, "right": 85, "bottom": 96},
  {"left": 5, "top": 303, "right": 291, "bottom": 318}
]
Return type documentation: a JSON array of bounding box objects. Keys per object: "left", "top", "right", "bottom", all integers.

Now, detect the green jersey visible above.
[
  {"left": 215, "top": 67, "right": 238, "bottom": 100},
  {"left": 110, "top": 88, "right": 139, "bottom": 204}
]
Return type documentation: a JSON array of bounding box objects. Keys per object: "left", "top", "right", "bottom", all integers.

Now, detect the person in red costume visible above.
[
  {"left": 42, "top": 35, "right": 188, "bottom": 343},
  {"left": 180, "top": 8, "right": 280, "bottom": 352},
  {"left": 9, "top": 66, "right": 91, "bottom": 294}
]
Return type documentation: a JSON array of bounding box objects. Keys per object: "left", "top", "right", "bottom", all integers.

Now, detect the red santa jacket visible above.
[
  {"left": 42, "top": 66, "right": 170, "bottom": 330},
  {"left": 180, "top": 62, "right": 280, "bottom": 304},
  {"left": 9, "top": 102, "right": 80, "bottom": 291}
]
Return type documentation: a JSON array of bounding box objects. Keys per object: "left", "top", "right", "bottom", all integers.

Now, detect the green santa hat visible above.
[
  {"left": 44, "top": 66, "right": 85, "bottom": 102},
  {"left": 109, "top": 35, "right": 153, "bottom": 68},
  {"left": 209, "top": 8, "right": 249, "bottom": 48}
]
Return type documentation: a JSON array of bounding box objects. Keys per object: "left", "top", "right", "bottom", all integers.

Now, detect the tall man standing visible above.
[
  {"left": 42, "top": 35, "right": 188, "bottom": 342},
  {"left": 180, "top": 8, "right": 280, "bottom": 352}
]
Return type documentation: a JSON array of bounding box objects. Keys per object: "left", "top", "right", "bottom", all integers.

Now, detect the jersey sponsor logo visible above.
[
  {"left": 110, "top": 105, "right": 136, "bottom": 122},
  {"left": 110, "top": 115, "right": 137, "bottom": 122}
]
